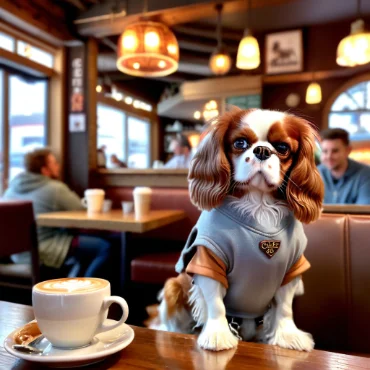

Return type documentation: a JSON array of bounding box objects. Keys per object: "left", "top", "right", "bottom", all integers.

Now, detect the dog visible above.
[{"left": 150, "top": 108, "right": 324, "bottom": 352}]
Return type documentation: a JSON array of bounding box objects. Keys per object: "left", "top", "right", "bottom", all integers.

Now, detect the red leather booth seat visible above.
[
  {"left": 0, "top": 201, "right": 39, "bottom": 295},
  {"left": 105, "top": 186, "right": 370, "bottom": 354}
]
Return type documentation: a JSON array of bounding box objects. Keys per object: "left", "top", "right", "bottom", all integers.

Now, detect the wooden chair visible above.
[{"left": 0, "top": 200, "right": 40, "bottom": 302}]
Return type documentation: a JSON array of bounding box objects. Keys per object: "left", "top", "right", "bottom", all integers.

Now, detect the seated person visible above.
[
  {"left": 318, "top": 128, "right": 370, "bottom": 204},
  {"left": 3, "top": 148, "right": 111, "bottom": 277},
  {"left": 164, "top": 134, "right": 193, "bottom": 169},
  {"left": 110, "top": 154, "right": 127, "bottom": 168}
]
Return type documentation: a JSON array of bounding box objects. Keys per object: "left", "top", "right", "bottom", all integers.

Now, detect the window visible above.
[
  {"left": 329, "top": 80, "right": 370, "bottom": 140},
  {"left": 127, "top": 116, "right": 150, "bottom": 168},
  {"left": 0, "top": 28, "right": 54, "bottom": 68},
  {"left": 17, "top": 41, "right": 54, "bottom": 68},
  {"left": 8, "top": 74, "right": 47, "bottom": 181},
  {"left": 97, "top": 103, "right": 151, "bottom": 169},
  {"left": 97, "top": 104, "right": 126, "bottom": 168},
  {"left": 0, "top": 31, "right": 15, "bottom": 52},
  {"left": 0, "top": 70, "right": 48, "bottom": 192}
]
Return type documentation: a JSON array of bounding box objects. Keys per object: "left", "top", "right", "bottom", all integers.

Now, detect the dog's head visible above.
[{"left": 188, "top": 108, "right": 324, "bottom": 223}]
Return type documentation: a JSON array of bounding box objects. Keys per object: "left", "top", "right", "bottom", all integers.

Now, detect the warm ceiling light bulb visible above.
[
  {"left": 158, "top": 60, "right": 166, "bottom": 68},
  {"left": 122, "top": 31, "right": 138, "bottom": 51},
  {"left": 193, "top": 111, "right": 201, "bottom": 120},
  {"left": 124, "top": 96, "right": 133, "bottom": 105},
  {"left": 337, "top": 19, "right": 370, "bottom": 67},
  {"left": 145, "top": 31, "right": 160, "bottom": 49},
  {"left": 167, "top": 44, "right": 177, "bottom": 55},
  {"left": 96, "top": 85, "right": 102, "bottom": 93},
  {"left": 209, "top": 49, "right": 232, "bottom": 75},
  {"left": 133, "top": 62, "right": 140, "bottom": 70},
  {"left": 306, "top": 82, "right": 322, "bottom": 104},
  {"left": 236, "top": 29, "right": 260, "bottom": 70},
  {"left": 209, "top": 100, "right": 217, "bottom": 109}
]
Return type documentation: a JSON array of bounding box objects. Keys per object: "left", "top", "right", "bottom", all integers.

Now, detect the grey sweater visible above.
[
  {"left": 176, "top": 197, "right": 307, "bottom": 319},
  {"left": 3, "top": 172, "right": 84, "bottom": 268},
  {"left": 318, "top": 159, "right": 370, "bottom": 204}
]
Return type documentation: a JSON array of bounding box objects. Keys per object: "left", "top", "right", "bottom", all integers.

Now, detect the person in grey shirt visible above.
[
  {"left": 164, "top": 134, "right": 193, "bottom": 169},
  {"left": 3, "top": 148, "right": 110, "bottom": 277},
  {"left": 318, "top": 128, "right": 370, "bottom": 204}
]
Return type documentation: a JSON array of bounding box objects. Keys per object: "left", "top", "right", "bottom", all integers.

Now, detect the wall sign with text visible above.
[{"left": 68, "top": 46, "right": 86, "bottom": 132}]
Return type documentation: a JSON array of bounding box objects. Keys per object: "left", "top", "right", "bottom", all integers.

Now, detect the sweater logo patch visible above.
[{"left": 259, "top": 240, "right": 281, "bottom": 258}]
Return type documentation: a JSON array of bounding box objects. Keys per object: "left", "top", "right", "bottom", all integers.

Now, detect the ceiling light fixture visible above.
[
  {"left": 236, "top": 0, "right": 260, "bottom": 70},
  {"left": 337, "top": 0, "right": 370, "bottom": 67},
  {"left": 306, "top": 73, "right": 322, "bottom": 104},
  {"left": 117, "top": 0, "right": 179, "bottom": 77},
  {"left": 209, "top": 4, "right": 232, "bottom": 76}
]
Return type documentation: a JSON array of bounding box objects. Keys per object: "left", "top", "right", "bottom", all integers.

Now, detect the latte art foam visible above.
[{"left": 34, "top": 278, "right": 108, "bottom": 294}]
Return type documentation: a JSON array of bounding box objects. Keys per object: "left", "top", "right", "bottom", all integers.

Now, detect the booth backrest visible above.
[
  {"left": 0, "top": 200, "right": 40, "bottom": 286},
  {"left": 106, "top": 186, "right": 370, "bottom": 354}
]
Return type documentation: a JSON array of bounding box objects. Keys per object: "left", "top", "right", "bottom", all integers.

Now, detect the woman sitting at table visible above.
[{"left": 3, "top": 148, "right": 111, "bottom": 278}]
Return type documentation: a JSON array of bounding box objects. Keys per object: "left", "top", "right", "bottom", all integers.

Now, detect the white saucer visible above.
[{"left": 4, "top": 319, "right": 134, "bottom": 368}]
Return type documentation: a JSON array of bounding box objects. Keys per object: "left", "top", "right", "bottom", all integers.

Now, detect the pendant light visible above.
[
  {"left": 236, "top": 0, "right": 260, "bottom": 70},
  {"left": 116, "top": 0, "right": 179, "bottom": 77},
  {"left": 209, "top": 4, "right": 232, "bottom": 76},
  {"left": 306, "top": 73, "right": 322, "bottom": 104},
  {"left": 336, "top": 0, "right": 370, "bottom": 67}
]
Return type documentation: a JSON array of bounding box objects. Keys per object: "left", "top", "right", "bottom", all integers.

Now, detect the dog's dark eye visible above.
[
  {"left": 233, "top": 138, "right": 249, "bottom": 150},
  {"left": 274, "top": 143, "right": 290, "bottom": 155}
]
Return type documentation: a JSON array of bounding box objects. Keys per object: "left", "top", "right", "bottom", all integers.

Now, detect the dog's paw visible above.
[
  {"left": 198, "top": 319, "right": 239, "bottom": 351},
  {"left": 267, "top": 319, "right": 314, "bottom": 352}
]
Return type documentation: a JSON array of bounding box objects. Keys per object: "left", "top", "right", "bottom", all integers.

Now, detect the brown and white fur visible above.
[{"left": 151, "top": 109, "right": 324, "bottom": 352}]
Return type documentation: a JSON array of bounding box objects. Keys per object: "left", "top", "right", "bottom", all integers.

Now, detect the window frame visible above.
[
  {"left": 97, "top": 97, "right": 154, "bottom": 169},
  {"left": 324, "top": 73, "right": 370, "bottom": 134},
  {"left": 0, "top": 67, "right": 49, "bottom": 191}
]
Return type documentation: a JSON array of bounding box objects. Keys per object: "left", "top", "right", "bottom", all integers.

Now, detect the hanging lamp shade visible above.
[
  {"left": 306, "top": 82, "right": 322, "bottom": 104},
  {"left": 209, "top": 4, "right": 232, "bottom": 76},
  {"left": 117, "top": 21, "right": 179, "bottom": 77},
  {"left": 236, "top": 29, "right": 260, "bottom": 70},
  {"left": 209, "top": 46, "right": 232, "bottom": 75},
  {"left": 337, "top": 19, "right": 370, "bottom": 67}
]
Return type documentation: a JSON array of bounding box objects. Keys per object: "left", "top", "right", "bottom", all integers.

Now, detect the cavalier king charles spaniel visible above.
[{"left": 151, "top": 108, "right": 324, "bottom": 352}]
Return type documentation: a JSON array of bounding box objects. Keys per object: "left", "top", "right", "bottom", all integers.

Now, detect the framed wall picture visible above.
[{"left": 265, "top": 30, "right": 303, "bottom": 74}]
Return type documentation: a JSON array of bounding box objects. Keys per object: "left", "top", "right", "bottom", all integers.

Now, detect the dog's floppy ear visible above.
[
  {"left": 188, "top": 112, "right": 235, "bottom": 210},
  {"left": 285, "top": 118, "right": 324, "bottom": 223}
]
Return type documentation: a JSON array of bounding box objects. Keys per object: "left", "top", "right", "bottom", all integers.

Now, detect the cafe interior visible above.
[{"left": 1, "top": 0, "right": 370, "bottom": 368}]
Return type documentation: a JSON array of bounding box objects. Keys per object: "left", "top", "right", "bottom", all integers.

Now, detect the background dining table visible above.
[
  {"left": 1, "top": 301, "right": 370, "bottom": 370},
  {"left": 36, "top": 209, "right": 186, "bottom": 293}
]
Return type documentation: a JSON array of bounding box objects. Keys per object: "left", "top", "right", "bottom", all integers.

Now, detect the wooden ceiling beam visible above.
[
  {"left": 62, "top": 0, "right": 87, "bottom": 11},
  {"left": 262, "top": 64, "right": 370, "bottom": 84},
  {"left": 173, "top": 23, "right": 243, "bottom": 42},
  {"left": 76, "top": 0, "right": 295, "bottom": 37},
  {"left": 176, "top": 32, "right": 239, "bottom": 53},
  {"left": 0, "top": 0, "right": 76, "bottom": 43}
]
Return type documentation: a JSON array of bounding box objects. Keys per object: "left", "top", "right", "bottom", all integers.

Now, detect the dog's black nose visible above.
[{"left": 253, "top": 146, "right": 272, "bottom": 161}]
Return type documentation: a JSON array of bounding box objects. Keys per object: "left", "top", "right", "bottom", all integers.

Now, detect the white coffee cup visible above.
[
  {"left": 122, "top": 201, "right": 134, "bottom": 214},
  {"left": 102, "top": 199, "right": 112, "bottom": 213},
  {"left": 133, "top": 187, "right": 152, "bottom": 220},
  {"left": 32, "top": 277, "right": 128, "bottom": 349},
  {"left": 81, "top": 189, "right": 105, "bottom": 215}
]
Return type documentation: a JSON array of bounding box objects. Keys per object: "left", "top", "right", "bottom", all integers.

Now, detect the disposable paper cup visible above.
[{"left": 133, "top": 187, "right": 152, "bottom": 220}]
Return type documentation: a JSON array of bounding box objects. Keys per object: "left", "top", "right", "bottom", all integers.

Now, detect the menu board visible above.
[{"left": 226, "top": 94, "right": 261, "bottom": 109}]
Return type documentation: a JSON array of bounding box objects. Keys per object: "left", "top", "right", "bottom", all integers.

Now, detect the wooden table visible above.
[
  {"left": 1, "top": 301, "right": 370, "bottom": 370},
  {"left": 37, "top": 210, "right": 186, "bottom": 233},
  {"left": 37, "top": 210, "right": 186, "bottom": 292}
]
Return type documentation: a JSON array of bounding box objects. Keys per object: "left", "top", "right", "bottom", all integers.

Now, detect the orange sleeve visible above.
[
  {"left": 185, "top": 246, "right": 228, "bottom": 288},
  {"left": 281, "top": 255, "right": 311, "bottom": 286}
]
